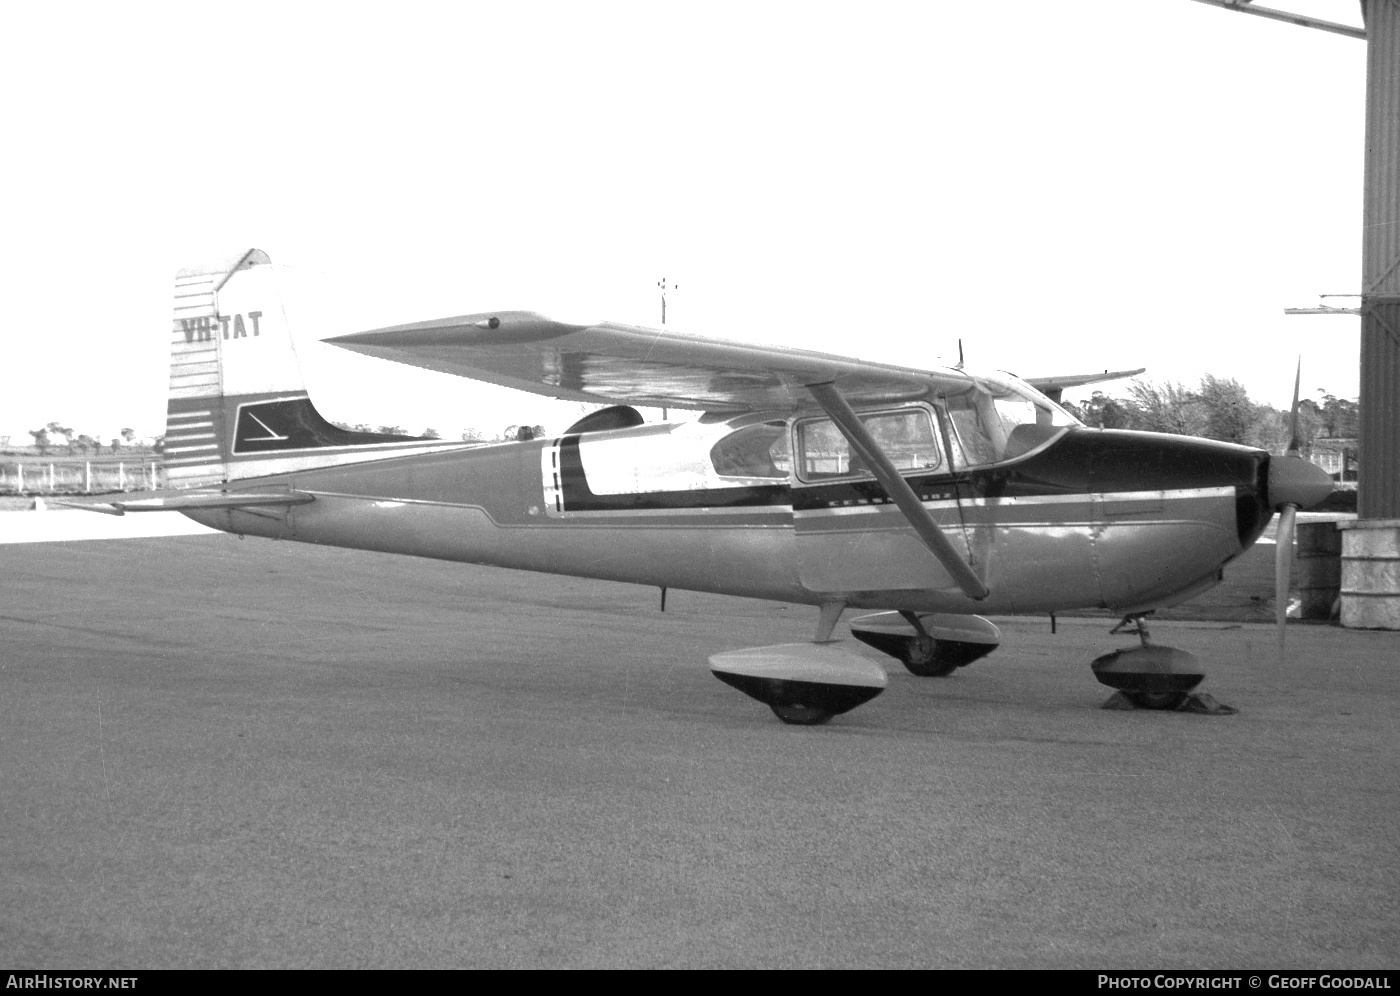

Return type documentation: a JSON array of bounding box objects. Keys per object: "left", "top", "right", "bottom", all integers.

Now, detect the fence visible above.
[{"left": 0, "top": 458, "right": 164, "bottom": 495}]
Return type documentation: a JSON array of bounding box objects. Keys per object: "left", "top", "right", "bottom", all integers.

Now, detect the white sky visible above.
[{"left": 0, "top": 0, "right": 1368, "bottom": 443}]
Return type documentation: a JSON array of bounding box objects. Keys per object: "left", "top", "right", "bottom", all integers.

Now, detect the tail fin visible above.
[{"left": 164, "top": 249, "right": 446, "bottom": 487}]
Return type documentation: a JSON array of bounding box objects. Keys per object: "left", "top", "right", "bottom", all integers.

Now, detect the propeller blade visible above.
[
  {"left": 1275, "top": 503, "right": 1298, "bottom": 663},
  {"left": 1287, "top": 358, "right": 1302, "bottom": 457}
]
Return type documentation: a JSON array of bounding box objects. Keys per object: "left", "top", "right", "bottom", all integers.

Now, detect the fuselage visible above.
[{"left": 186, "top": 417, "right": 1272, "bottom": 618}]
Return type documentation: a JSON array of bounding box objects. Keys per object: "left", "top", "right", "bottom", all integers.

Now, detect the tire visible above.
[
  {"left": 1126, "top": 690, "right": 1188, "bottom": 711},
  {"left": 770, "top": 703, "right": 836, "bottom": 725},
  {"left": 900, "top": 637, "right": 960, "bottom": 678}
]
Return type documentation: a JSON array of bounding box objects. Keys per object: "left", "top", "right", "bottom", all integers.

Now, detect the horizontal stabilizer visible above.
[{"left": 57, "top": 490, "right": 315, "bottom": 516}]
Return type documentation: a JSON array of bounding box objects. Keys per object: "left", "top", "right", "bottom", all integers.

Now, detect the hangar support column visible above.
[
  {"left": 1360, "top": 0, "right": 1400, "bottom": 520},
  {"left": 1338, "top": 0, "right": 1400, "bottom": 630}
]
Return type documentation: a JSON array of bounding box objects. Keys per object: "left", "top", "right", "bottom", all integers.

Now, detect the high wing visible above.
[
  {"left": 330, "top": 311, "right": 1012, "bottom": 600},
  {"left": 327, "top": 312, "right": 980, "bottom": 413},
  {"left": 1024, "top": 368, "right": 1145, "bottom": 403}
]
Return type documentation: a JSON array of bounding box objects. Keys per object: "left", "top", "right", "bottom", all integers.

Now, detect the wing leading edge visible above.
[{"left": 326, "top": 312, "right": 979, "bottom": 414}]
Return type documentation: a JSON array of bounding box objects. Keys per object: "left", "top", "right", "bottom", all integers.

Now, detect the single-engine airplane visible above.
[{"left": 70, "top": 249, "right": 1334, "bottom": 724}]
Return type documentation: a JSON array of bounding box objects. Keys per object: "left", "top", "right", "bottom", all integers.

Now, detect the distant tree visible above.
[
  {"left": 505, "top": 424, "right": 519, "bottom": 441},
  {"left": 422, "top": 427, "right": 441, "bottom": 439},
  {"left": 75, "top": 434, "right": 98, "bottom": 455},
  {"left": 376, "top": 425, "right": 406, "bottom": 435},
  {"left": 1317, "top": 393, "right": 1359, "bottom": 438},
  {"left": 121, "top": 427, "right": 135, "bottom": 445},
  {"left": 152, "top": 436, "right": 165, "bottom": 454},
  {"left": 110, "top": 438, "right": 123, "bottom": 451},
  {"left": 1062, "top": 378, "right": 1355, "bottom": 455},
  {"left": 1064, "top": 390, "right": 1138, "bottom": 429},
  {"left": 46, "top": 421, "right": 74, "bottom": 453},
  {"left": 29, "top": 428, "right": 50, "bottom": 454},
  {"left": 1195, "top": 375, "right": 1257, "bottom": 445},
  {"left": 1256, "top": 400, "right": 1323, "bottom": 455},
  {"left": 1128, "top": 379, "right": 1205, "bottom": 437},
  {"left": 461, "top": 428, "right": 484, "bottom": 443}
]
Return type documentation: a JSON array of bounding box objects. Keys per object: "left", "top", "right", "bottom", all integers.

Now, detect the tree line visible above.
[
  {"left": 21, "top": 423, "right": 140, "bottom": 456},
  {"left": 331, "top": 423, "right": 546, "bottom": 442},
  {"left": 1060, "top": 375, "right": 1359, "bottom": 454}
]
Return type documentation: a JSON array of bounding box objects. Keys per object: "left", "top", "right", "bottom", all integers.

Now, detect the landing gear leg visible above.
[{"left": 1091, "top": 613, "right": 1232, "bottom": 713}]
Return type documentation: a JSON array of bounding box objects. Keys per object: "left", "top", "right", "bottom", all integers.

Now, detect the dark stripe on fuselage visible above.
[
  {"left": 557, "top": 434, "right": 788, "bottom": 512},
  {"left": 790, "top": 427, "right": 1270, "bottom": 551},
  {"left": 792, "top": 429, "right": 1266, "bottom": 515}
]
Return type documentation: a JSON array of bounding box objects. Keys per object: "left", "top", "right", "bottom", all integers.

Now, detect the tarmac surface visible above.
[{"left": 2, "top": 518, "right": 1397, "bottom": 968}]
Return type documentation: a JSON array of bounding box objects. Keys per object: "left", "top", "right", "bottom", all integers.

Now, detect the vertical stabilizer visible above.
[
  {"left": 165, "top": 250, "right": 282, "bottom": 485},
  {"left": 164, "top": 249, "right": 458, "bottom": 487}
]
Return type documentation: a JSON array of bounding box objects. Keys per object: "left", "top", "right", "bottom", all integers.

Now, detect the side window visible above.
[
  {"left": 797, "top": 408, "right": 941, "bottom": 480},
  {"left": 710, "top": 422, "right": 790, "bottom": 480}
]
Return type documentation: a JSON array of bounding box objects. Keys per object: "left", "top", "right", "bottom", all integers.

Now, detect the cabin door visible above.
[{"left": 789, "top": 405, "right": 969, "bottom": 594}]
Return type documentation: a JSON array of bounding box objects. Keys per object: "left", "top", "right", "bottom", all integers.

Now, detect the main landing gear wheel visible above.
[
  {"left": 899, "top": 637, "right": 960, "bottom": 678},
  {"left": 709, "top": 645, "right": 888, "bottom": 726},
  {"left": 849, "top": 612, "right": 1001, "bottom": 678}
]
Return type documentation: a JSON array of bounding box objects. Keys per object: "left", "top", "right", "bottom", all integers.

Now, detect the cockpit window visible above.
[
  {"left": 941, "top": 373, "right": 1078, "bottom": 469},
  {"left": 796, "top": 408, "right": 942, "bottom": 481},
  {"left": 710, "top": 421, "right": 790, "bottom": 480}
]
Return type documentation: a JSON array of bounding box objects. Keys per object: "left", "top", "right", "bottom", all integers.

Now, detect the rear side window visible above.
[
  {"left": 710, "top": 421, "right": 790, "bottom": 480},
  {"left": 796, "top": 408, "right": 942, "bottom": 480}
]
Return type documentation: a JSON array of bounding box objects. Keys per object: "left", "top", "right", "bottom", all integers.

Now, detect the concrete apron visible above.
[{"left": 1338, "top": 518, "right": 1400, "bottom": 629}]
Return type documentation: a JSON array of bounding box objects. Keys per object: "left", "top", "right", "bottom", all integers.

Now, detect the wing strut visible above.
[{"left": 806, "top": 382, "right": 989, "bottom": 601}]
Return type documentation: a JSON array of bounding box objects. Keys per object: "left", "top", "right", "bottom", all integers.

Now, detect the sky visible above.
[{"left": 0, "top": 0, "right": 1369, "bottom": 444}]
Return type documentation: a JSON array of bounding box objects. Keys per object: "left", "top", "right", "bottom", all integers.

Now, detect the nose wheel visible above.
[{"left": 1091, "top": 614, "right": 1235, "bottom": 714}]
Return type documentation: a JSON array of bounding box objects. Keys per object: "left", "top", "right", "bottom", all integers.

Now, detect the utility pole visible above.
[
  {"left": 657, "top": 277, "right": 677, "bottom": 421},
  {"left": 656, "top": 276, "right": 678, "bottom": 608},
  {"left": 657, "top": 276, "right": 677, "bottom": 326}
]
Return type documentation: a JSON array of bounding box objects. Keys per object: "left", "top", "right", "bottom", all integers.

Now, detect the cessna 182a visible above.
[{"left": 71, "top": 249, "right": 1334, "bottom": 724}]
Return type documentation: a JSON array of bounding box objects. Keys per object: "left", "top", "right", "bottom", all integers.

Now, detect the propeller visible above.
[{"left": 1268, "top": 361, "right": 1334, "bottom": 661}]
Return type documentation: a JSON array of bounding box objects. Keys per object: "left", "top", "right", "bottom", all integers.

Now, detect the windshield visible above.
[{"left": 941, "top": 372, "right": 1078, "bottom": 469}]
